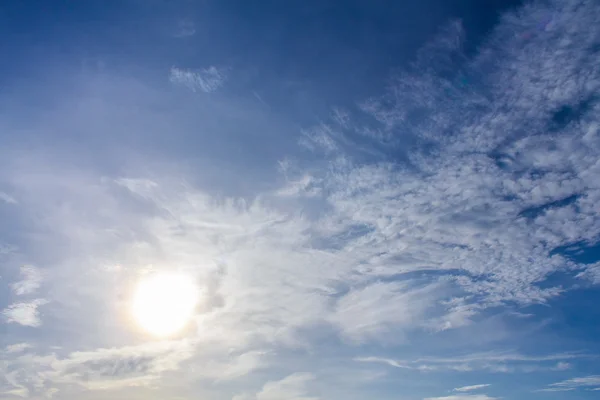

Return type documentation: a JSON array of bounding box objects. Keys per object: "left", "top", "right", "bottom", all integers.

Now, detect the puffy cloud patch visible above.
[{"left": 2, "top": 299, "right": 48, "bottom": 327}]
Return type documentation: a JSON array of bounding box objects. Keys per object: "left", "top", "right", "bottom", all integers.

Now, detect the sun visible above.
[{"left": 131, "top": 272, "right": 199, "bottom": 337}]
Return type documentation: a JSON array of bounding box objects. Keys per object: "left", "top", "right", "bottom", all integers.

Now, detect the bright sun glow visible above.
[{"left": 131, "top": 272, "right": 199, "bottom": 337}]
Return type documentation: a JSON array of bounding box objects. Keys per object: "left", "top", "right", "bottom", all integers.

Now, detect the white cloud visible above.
[
  {"left": 0, "top": 340, "right": 271, "bottom": 398},
  {"left": 201, "top": 350, "right": 270, "bottom": 382},
  {"left": 4, "top": 343, "right": 33, "bottom": 354},
  {"left": 425, "top": 396, "right": 497, "bottom": 400},
  {"left": 1, "top": 369, "right": 29, "bottom": 398},
  {"left": 540, "top": 375, "right": 600, "bottom": 392},
  {"left": 292, "top": 0, "right": 600, "bottom": 317},
  {"left": 0, "top": 0, "right": 599, "bottom": 399},
  {"left": 535, "top": 387, "right": 575, "bottom": 392},
  {"left": 0, "top": 339, "right": 196, "bottom": 397},
  {"left": 275, "top": 174, "right": 321, "bottom": 197},
  {"left": 2, "top": 299, "right": 48, "bottom": 327},
  {"left": 329, "top": 281, "right": 444, "bottom": 343},
  {"left": 169, "top": 66, "right": 227, "bottom": 93},
  {"left": 355, "top": 351, "right": 591, "bottom": 373},
  {"left": 235, "top": 373, "right": 319, "bottom": 400},
  {"left": 11, "top": 265, "right": 43, "bottom": 295},
  {"left": 454, "top": 384, "right": 491, "bottom": 392},
  {"left": 553, "top": 362, "right": 572, "bottom": 371},
  {"left": 2, "top": 3, "right": 596, "bottom": 364},
  {"left": 354, "top": 357, "right": 411, "bottom": 369}
]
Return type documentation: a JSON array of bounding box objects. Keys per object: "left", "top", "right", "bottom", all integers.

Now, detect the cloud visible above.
[
  {"left": 1, "top": 369, "right": 29, "bottom": 398},
  {"left": 1, "top": 1, "right": 596, "bottom": 362},
  {"left": 11, "top": 265, "right": 43, "bottom": 296},
  {"left": 0, "top": 0, "right": 600, "bottom": 398},
  {"left": 275, "top": 174, "right": 322, "bottom": 197},
  {"left": 2, "top": 299, "right": 48, "bottom": 327},
  {"left": 4, "top": 343, "right": 33, "bottom": 354},
  {"left": 354, "top": 357, "right": 411, "bottom": 369},
  {"left": 329, "top": 281, "right": 444, "bottom": 343},
  {"left": 539, "top": 375, "right": 600, "bottom": 392},
  {"left": 355, "top": 351, "right": 592, "bottom": 373},
  {"left": 234, "top": 373, "right": 319, "bottom": 400},
  {"left": 0, "top": 192, "right": 17, "bottom": 204},
  {"left": 535, "top": 387, "right": 575, "bottom": 392},
  {"left": 290, "top": 0, "right": 600, "bottom": 318},
  {"left": 0, "top": 340, "right": 270, "bottom": 398},
  {"left": 215, "top": 351, "right": 270, "bottom": 382},
  {"left": 51, "top": 341, "right": 194, "bottom": 390},
  {"left": 454, "top": 384, "right": 491, "bottom": 392},
  {"left": 169, "top": 66, "right": 227, "bottom": 93},
  {"left": 173, "top": 19, "right": 196, "bottom": 38},
  {"left": 0, "top": 340, "right": 196, "bottom": 397},
  {"left": 425, "top": 396, "right": 497, "bottom": 400},
  {"left": 552, "top": 362, "right": 572, "bottom": 371}
]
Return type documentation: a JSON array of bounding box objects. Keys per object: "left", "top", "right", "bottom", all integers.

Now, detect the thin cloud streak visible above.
[
  {"left": 355, "top": 351, "right": 594, "bottom": 373},
  {"left": 539, "top": 375, "right": 600, "bottom": 392},
  {"left": 424, "top": 396, "right": 497, "bottom": 400},
  {"left": 454, "top": 384, "right": 491, "bottom": 392}
]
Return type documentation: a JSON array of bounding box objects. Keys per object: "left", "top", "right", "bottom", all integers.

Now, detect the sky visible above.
[{"left": 1, "top": 0, "right": 600, "bottom": 399}]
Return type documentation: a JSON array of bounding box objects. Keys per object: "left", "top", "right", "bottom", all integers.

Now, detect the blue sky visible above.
[{"left": 1, "top": 0, "right": 600, "bottom": 399}]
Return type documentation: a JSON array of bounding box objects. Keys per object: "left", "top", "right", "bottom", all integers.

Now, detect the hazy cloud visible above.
[
  {"left": 169, "top": 66, "right": 227, "bottom": 93},
  {"left": 2, "top": 299, "right": 48, "bottom": 327},
  {"left": 3, "top": 343, "right": 32, "bottom": 354},
  {"left": 355, "top": 351, "right": 591, "bottom": 373},
  {"left": 11, "top": 265, "right": 43, "bottom": 296},
  {"left": 234, "top": 373, "right": 319, "bottom": 400},
  {"left": 424, "top": 396, "right": 497, "bottom": 400},
  {"left": 0, "top": 192, "right": 17, "bottom": 204}
]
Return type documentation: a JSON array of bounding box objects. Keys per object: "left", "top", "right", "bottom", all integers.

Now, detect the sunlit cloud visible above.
[
  {"left": 0, "top": 0, "right": 599, "bottom": 399},
  {"left": 2, "top": 299, "right": 49, "bottom": 327}
]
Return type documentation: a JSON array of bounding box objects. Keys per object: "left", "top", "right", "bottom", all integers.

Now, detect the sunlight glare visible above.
[{"left": 131, "top": 272, "right": 199, "bottom": 337}]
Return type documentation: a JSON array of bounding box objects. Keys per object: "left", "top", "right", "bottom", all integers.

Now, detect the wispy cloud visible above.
[
  {"left": 425, "top": 396, "right": 497, "bottom": 400},
  {"left": 330, "top": 281, "right": 446, "bottom": 343},
  {"left": 234, "top": 373, "right": 319, "bottom": 400},
  {"left": 355, "top": 351, "right": 592, "bottom": 373},
  {"left": 172, "top": 19, "right": 196, "bottom": 38},
  {"left": 169, "top": 66, "right": 227, "bottom": 93},
  {"left": 11, "top": 265, "right": 43, "bottom": 296},
  {"left": 0, "top": 191, "right": 17, "bottom": 204},
  {"left": 454, "top": 384, "right": 491, "bottom": 392},
  {"left": 3, "top": 343, "right": 33, "bottom": 354},
  {"left": 0, "top": 0, "right": 599, "bottom": 399},
  {"left": 354, "top": 357, "right": 411, "bottom": 369},
  {"left": 2, "top": 299, "right": 48, "bottom": 327},
  {"left": 3, "top": 2, "right": 595, "bottom": 361},
  {"left": 291, "top": 0, "right": 600, "bottom": 318},
  {"left": 538, "top": 375, "right": 600, "bottom": 392},
  {"left": 0, "top": 340, "right": 196, "bottom": 396}
]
